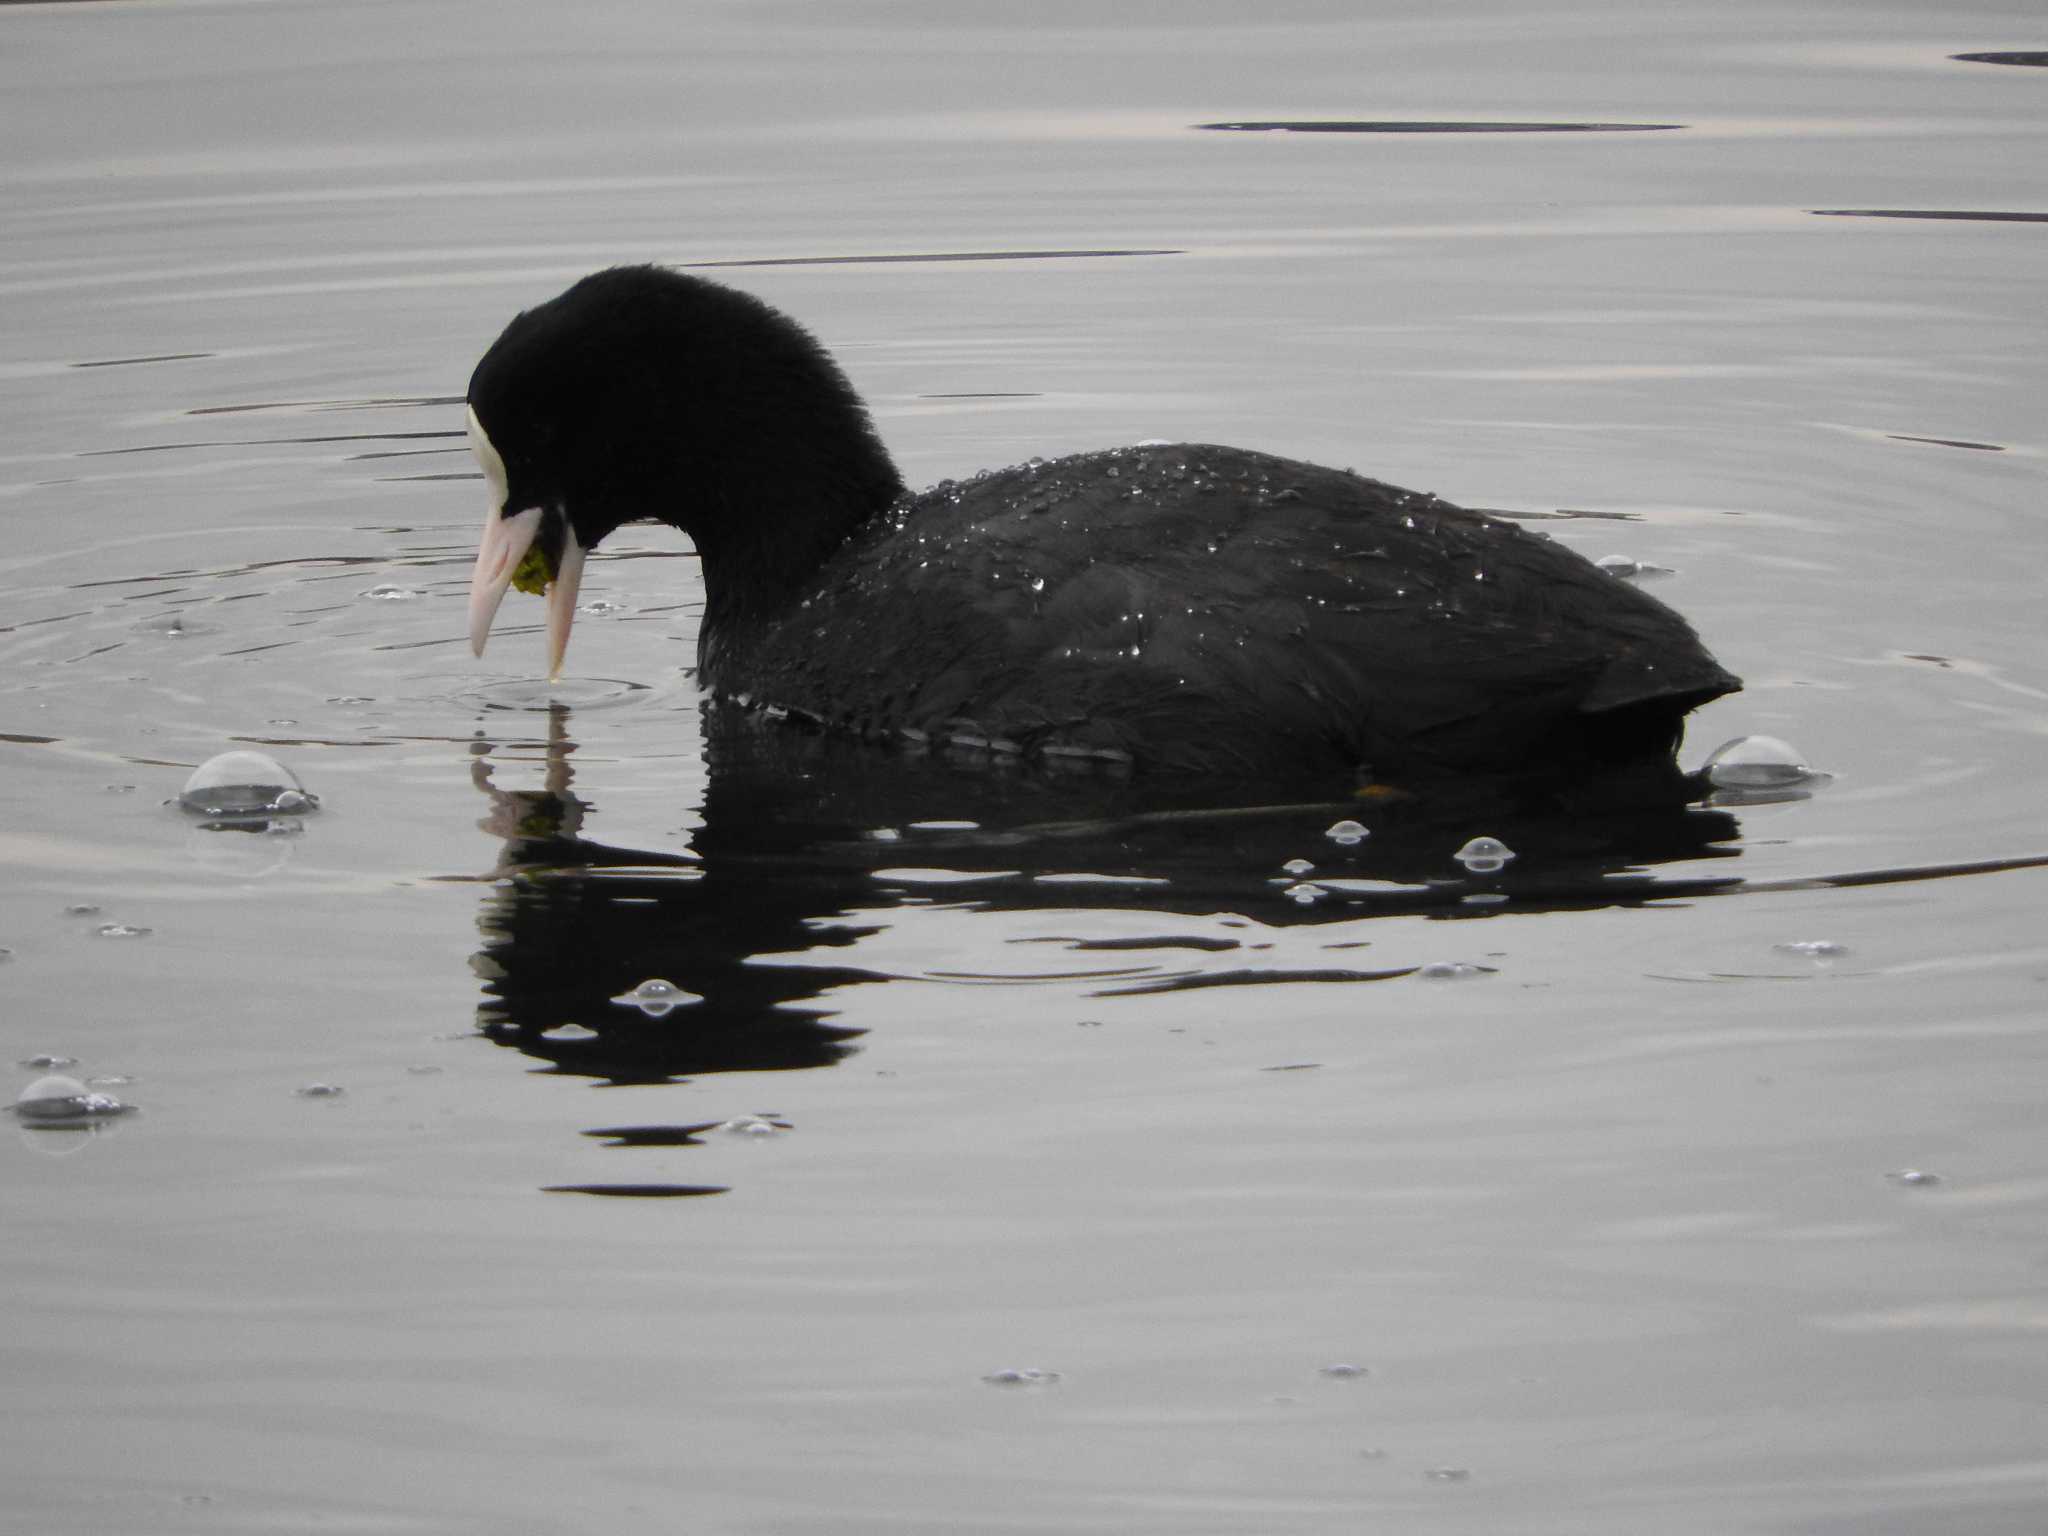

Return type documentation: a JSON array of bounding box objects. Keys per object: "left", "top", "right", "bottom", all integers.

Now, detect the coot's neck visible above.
[{"left": 687, "top": 432, "right": 906, "bottom": 687}]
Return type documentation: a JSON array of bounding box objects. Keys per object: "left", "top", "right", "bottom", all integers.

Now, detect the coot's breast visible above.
[{"left": 716, "top": 445, "right": 1738, "bottom": 782}]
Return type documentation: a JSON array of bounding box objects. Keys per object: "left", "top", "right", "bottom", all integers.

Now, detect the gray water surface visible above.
[{"left": 4, "top": 3, "right": 2046, "bottom": 1532}]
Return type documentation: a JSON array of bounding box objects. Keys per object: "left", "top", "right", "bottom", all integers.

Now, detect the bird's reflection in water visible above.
[{"left": 467, "top": 701, "right": 1748, "bottom": 1093}]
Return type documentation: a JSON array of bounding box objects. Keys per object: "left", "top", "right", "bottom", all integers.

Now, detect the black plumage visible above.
[{"left": 465, "top": 266, "right": 1738, "bottom": 791}]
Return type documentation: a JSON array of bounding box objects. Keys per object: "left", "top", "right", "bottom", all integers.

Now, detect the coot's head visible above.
[{"left": 465, "top": 266, "right": 902, "bottom": 677}]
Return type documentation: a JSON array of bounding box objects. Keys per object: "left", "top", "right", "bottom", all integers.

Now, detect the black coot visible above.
[{"left": 464, "top": 266, "right": 1738, "bottom": 792}]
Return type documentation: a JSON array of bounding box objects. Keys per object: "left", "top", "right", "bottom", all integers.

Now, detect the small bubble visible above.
[
  {"left": 539, "top": 1024, "right": 598, "bottom": 1042},
  {"left": 1424, "top": 1466, "right": 1471, "bottom": 1483},
  {"left": 1453, "top": 836, "right": 1515, "bottom": 874},
  {"left": 1284, "top": 882, "right": 1325, "bottom": 905},
  {"left": 578, "top": 598, "right": 627, "bottom": 616},
  {"left": 1281, "top": 857, "right": 1315, "bottom": 876},
  {"left": 93, "top": 923, "right": 152, "bottom": 939},
  {"left": 405, "top": 1064, "right": 444, "bottom": 1075},
  {"left": 266, "top": 718, "right": 299, "bottom": 727},
  {"left": 866, "top": 827, "right": 903, "bottom": 842},
  {"left": 1418, "top": 961, "right": 1491, "bottom": 981},
  {"left": 358, "top": 583, "right": 427, "bottom": 601},
  {"left": 63, "top": 903, "right": 103, "bottom": 917},
  {"left": 1888, "top": 1168, "right": 1942, "bottom": 1188},
  {"left": 326, "top": 695, "right": 376, "bottom": 707},
  {"left": 1775, "top": 939, "right": 1848, "bottom": 960},
  {"left": 1325, "top": 819, "right": 1369, "bottom": 845},
  {"left": 719, "top": 1115, "right": 787, "bottom": 1138},
  {"left": 611, "top": 978, "right": 700, "bottom": 1018},
  {"left": 982, "top": 1367, "right": 1061, "bottom": 1387},
  {"left": 13, "top": 1074, "right": 133, "bottom": 1126},
  {"left": 19, "top": 1054, "right": 78, "bottom": 1070},
  {"left": 102, "top": 784, "right": 137, "bottom": 794},
  {"left": 1319, "top": 1362, "right": 1369, "bottom": 1378},
  {"left": 294, "top": 1083, "right": 345, "bottom": 1099},
  {"left": 86, "top": 1074, "right": 134, "bottom": 1087}
]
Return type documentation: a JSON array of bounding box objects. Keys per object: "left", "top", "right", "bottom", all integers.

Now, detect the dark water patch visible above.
[
  {"left": 382, "top": 471, "right": 485, "bottom": 482},
  {"left": 71, "top": 352, "right": 214, "bottom": 370},
  {"left": 188, "top": 395, "right": 463, "bottom": 417},
  {"left": 1475, "top": 505, "right": 1643, "bottom": 523},
  {"left": 919, "top": 392, "right": 1045, "bottom": 400},
  {"left": 582, "top": 1124, "right": 723, "bottom": 1147},
  {"left": 684, "top": 249, "right": 1182, "bottom": 269},
  {"left": 542, "top": 1183, "right": 729, "bottom": 1199},
  {"left": 1197, "top": 120, "right": 1683, "bottom": 134},
  {"left": 0, "top": 611, "right": 91, "bottom": 634},
  {"left": 82, "top": 429, "right": 463, "bottom": 458},
  {"left": 1106, "top": 966, "right": 1414, "bottom": 996},
  {"left": 1952, "top": 51, "right": 2048, "bottom": 67},
  {"left": 1812, "top": 209, "right": 2048, "bottom": 223},
  {"left": 1887, "top": 432, "right": 2005, "bottom": 452},
  {"left": 71, "top": 554, "right": 393, "bottom": 589},
  {"left": 1025, "top": 934, "right": 1242, "bottom": 953},
  {"left": 0, "top": 732, "right": 62, "bottom": 746}
]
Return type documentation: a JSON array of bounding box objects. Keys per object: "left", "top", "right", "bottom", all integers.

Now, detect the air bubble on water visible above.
[
  {"left": 1284, "top": 882, "right": 1325, "bottom": 905},
  {"left": 64, "top": 903, "right": 103, "bottom": 917},
  {"left": 327, "top": 695, "right": 376, "bottom": 707},
  {"left": 611, "top": 978, "right": 700, "bottom": 1018},
  {"left": 1320, "top": 1362, "right": 1369, "bottom": 1378},
  {"left": 719, "top": 1115, "right": 786, "bottom": 1138},
  {"left": 1888, "top": 1168, "right": 1942, "bottom": 1188},
  {"left": 13, "top": 1074, "right": 134, "bottom": 1126},
  {"left": 93, "top": 923, "right": 151, "bottom": 939},
  {"left": 19, "top": 1054, "right": 78, "bottom": 1070},
  {"left": 1776, "top": 939, "right": 1848, "bottom": 960},
  {"left": 1134, "top": 438, "right": 1172, "bottom": 447},
  {"left": 1453, "top": 836, "right": 1515, "bottom": 873},
  {"left": 1424, "top": 1466, "right": 1471, "bottom": 1483},
  {"left": 1595, "top": 554, "right": 1673, "bottom": 581},
  {"left": 1418, "top": 961, "right": 1491, "bottom": 981},
  {"left": 178, "top": 750, "right": 320, "bottom": 819},
  {"left": 103, "top": 784, "right": 136, "bottom": 794},
  {"left": 1324, "top": 820, "right": 1368, "bottom": 845},
  {"left": 87, "top": 1074, "right": 134, "bottom": 1087},
  {"left": 1281, "top": 858, "right": 1315, "bottom": 876},
  {"left": 294, "top": 1082, "right": 345, "bottom": 1099},
  {"left": 359, "top": 583, "right": 427, "bottom": 601},
  {"left": 982, "top": 1367, "right": 1061, "bottom": 1387},
  {"left": 137, "top": 611, "right": 209, "bottom": 638},
  {"left": 578, "top": 598, "right": 627, "bottom": 616},
  {"left": 267, "top": 718, "right": 299, "bottom": 728},
  {"left": 539, "top": 1024, "right": 598, "bottom": 1042},
  {"left": 1703, "top": 735, "right": 1823, "bottom": 789},
  {"left": 866, "top": 827, "right": 903, "bottom": 842}
]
